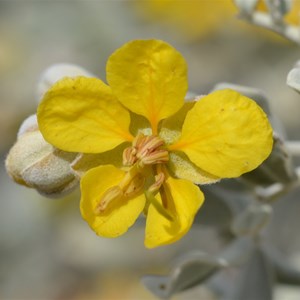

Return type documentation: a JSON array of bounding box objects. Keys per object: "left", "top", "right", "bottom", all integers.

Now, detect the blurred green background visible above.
[{"left": 1, "top": 1, "right": 300, "bottom": 299}]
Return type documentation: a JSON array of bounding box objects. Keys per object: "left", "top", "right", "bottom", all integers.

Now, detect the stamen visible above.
[
  {"left": 132, "top": 132, "right": 145, "bottom": 148},
  {"left": 123, "top": 146, "right": 138, "bottom": 166},
  {"left": 140, "top": 149, "right": 169, "bottom": 166},
  {"left": 123, "top": 173, "right": 145, "bottom": 197},
  {"left": 148, "top": 173, "right": 165, "bottom": 194},
  {"left": 95, "top": 166, "right": 145, "bottom": 215},
  {"left": 95, "top": 186, "right": 123, "bottom": 214},
  {"left": 137, "top": 136, "right": 164, "bottom": 158},
  {"left": 159, "top": 183, "right": 169, "bottom": 210},
  {"left": 122, "top": 133, "right": 169, "bottom": 167}
]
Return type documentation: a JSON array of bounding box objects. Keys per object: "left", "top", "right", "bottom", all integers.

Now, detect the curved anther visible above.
[
  {"left": 123, "top": 133, "right": 169, "bottom": 167},
  {"left": 95, "top": 166, "right": 145, "bottom": 215},
  {"left": 95, "top": 186, "right": 123, "bottom": 214},
  {"left": 148, "top": 172, "right": 165, "bottom": 194}
]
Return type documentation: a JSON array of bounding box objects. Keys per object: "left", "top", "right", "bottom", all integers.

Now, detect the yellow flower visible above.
[{"left": 37, "top": 39, "right": 273, "bottom": 248}]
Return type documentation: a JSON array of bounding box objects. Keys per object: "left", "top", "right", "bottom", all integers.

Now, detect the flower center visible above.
[
  {"left": 123, "top": 133, "right": 169, "bottom": 167},
  {"left": 95, "top": 133, "right": 171, "bottom": 218}
]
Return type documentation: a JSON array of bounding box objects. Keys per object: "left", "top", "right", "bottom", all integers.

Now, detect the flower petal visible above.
[
  {"left": 106, "top": 39, "right": 187, "bottom": 132},
  {"left": 37, "top": 77, "right": 133, "bottom": 153},
  {"left": 80, "top": 165, "right": 146, "bottom": 238},
  {"left": 171, "top": 89, "right": 273, "bottom": 178},
  {"left": 145, "top": 176, "right": 204, "bottom": 248}
]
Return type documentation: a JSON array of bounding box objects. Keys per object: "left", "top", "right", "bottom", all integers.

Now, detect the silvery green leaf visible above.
[
  {"left": 212, "top": 82, "right": 271, "bottom": 115},
  {"left": 231, "top": 204, "right": 272, "bottom": 236},
  {"left": 141, "top": 276, "right": 169, "bottom": 299},
  {"left": 194, "top": 185, "right": 234, "bottom": 227},
  {"left": 142, "top": 252, "right": 227, "bottom": 299},
  {"left": 232, "top": 248, "right": 274, "bottom": 300},
  {"left": 205, "top": 238, "right": 256, "bottom": 299},
  {"left": 242, "top": 135, "right": 297, "bottom": 188},
  {"left": 219, "top": 237, "right": 255, "bottom": 266},
  {"left": 172, "top": 239, "right": 254, "bottom": 299},
  {"left": 142, "top": 239, "right": 255, "bottom": 299},
  {"left": 195, "top": 180, "right": 254, "bottom": 227},
  {"left": 263, "top": 244, "right": 300, "bottom": 285},
  {"left": 234, "top": 0, "right": 259, "bottom": 16},
  {"left": 287, "top": 67, "right": 300, "bottom": 92}
]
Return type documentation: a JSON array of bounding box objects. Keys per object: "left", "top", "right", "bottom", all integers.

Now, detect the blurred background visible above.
[{"left": 1, "top": 1, "right": 300, "bottom": 299}]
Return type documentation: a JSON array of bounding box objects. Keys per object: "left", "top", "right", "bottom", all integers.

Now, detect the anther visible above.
[
  {"left": 122, "top": 133, "right": 169, "bottom": 167},
  {"left": 137, "top": 136, "right": 164, "bottom": 158},
  {"left": 148, "top": 173, "right": 165, "bottom": 194},
  {"left": 123, "top": 146, "right": 138, "bottom": 166},
  {"left": 140, "top": 149, "right": 169, "bottom": 165},
  {"left": 95, "top": 186, "right": 123, "bottom": 214},
  {"left": 123, "top": 173, "right": 145, "bottom": 197}
]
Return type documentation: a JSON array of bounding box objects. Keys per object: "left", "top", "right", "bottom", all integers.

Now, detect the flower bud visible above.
[
  {"left": 6, "top": 116, "right": 79, "bottom": 198},
  {"left": 36, "top": 63, "right": 94, "bottom": 102},
  {"left": 17, "top": 114, "right": 38, "bottom": 137}
]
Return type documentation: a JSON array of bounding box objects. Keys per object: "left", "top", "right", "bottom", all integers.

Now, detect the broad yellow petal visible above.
[
  {"left": 171, "top": 89, "right": 273, "bottom": 178},
  {"left": 80, "top": 165, "right": 146, "bottom": 237},
  {"left": 145, "top": 176, "right": 204, "bottom": 248},
  {"left": 37, "top": 77, "right": 133, "bottom": 153},
  {"left": 106, "top": 40, "right": 187, "bottom": 132}
]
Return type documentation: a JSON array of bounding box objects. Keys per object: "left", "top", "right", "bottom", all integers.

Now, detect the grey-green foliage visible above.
[
  {"left": 142, "top": 252, "right": 227, "bottom": 299},
  {"left": 232, "top": 248, "right": 274, "bottom": 300}
]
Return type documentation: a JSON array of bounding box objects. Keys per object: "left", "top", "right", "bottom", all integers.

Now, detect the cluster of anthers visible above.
[{"left": 95, "top": 133, "right": 172, "bottom": 220}]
